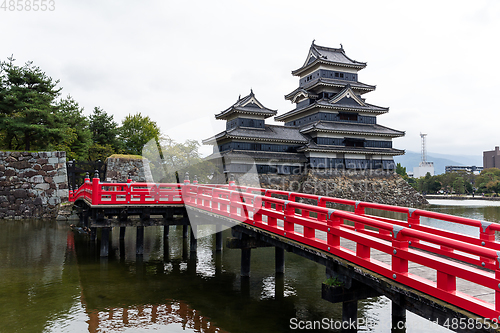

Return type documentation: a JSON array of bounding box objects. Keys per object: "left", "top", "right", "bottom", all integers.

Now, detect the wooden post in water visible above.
[
  {"left": 392, "top": 301, "right": 406, "bottom": 333},
  {"left": 215, "top": 224, "right": 223, "bottom": 252},
  {"left": 241, "top": 247, "right": 251, "bottom": 277},
  {"left": 119, "top": 227, "right": 126, "bottom": 241},
  {"left": 190, "top": 225, "right": 197, "bottom": 253},
  {"left": 100, "top": 227, "right": 110, "bottom": 257},
  {"left": 275, "top": 247, "right": 285, "bottom": 274},
  {"left": 342, "top": 300, "right": 358, "bottom": 332},
  {"left": 136, "top": 226, "right": 144, "bottom": 255},
  {"left": 275, "top": 271, "right": 285, "bottom": 299},
  {"left": 90, "top": 227, "right": 97, "bottom": 242}
]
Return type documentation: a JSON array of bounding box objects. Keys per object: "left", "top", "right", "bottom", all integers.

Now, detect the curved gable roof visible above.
[
  {"left": 215, "top": 90, "right": 277, "bottom": 120},
  {"left": 292, "top": 41, "right": 367, "bottom": 76}
]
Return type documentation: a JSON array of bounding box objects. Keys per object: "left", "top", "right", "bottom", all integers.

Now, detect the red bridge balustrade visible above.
[
  {"left": 70, "top": 177, "right": 500, "bottom": 321},
  {"left": 70, "top": 177, "right": 184, "bottom": 205}
]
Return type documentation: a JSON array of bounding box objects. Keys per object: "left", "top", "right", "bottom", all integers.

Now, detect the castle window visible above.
[
  {"left": 339, "top": 112, "right": 358, "bottom": 121},
  {"left": 335, "top": 73, "right": 339, "bottom": 77},
  {"left": 340, "top": 73, "right": 344, "bottom": 78}
]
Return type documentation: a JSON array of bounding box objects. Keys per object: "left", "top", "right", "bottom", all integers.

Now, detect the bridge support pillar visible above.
[
  {"left": 342, "top": 300, "right": 358, "bottom": 332},
  {"left": 275, "top": 247, "right": 285, "bottom": 274},
  {"left": 190, "top": 226, "right": 197, "bottom": 253},
  {"left": 215, "top": 225, "right": 223, "bottom": 252},
  {"left": 241, "top": 247, "right": 251, "bottom": 277},
  {"left": 215, "top": 251, "right": 222, "bottom": 275},
  {"left": 136, "top": 226, "right": 144, "bottom": 255},
  {"left": 164, "top": 225, "right": 170, "bottom": 238},
  {"left": 100, "top": 227, "right": 110, "bottom": 257},
  {"left": 90, "top": 227, "right": 97, "bottom": 242},
  {"left": 182, "top": 225, "right": 189, "bottom": 238},
  {"left": 163, "top": 237, "right": 170, "bottom": 262},
  {"left": 392, "top": 301, "right": 406, "bottom": 333},
  {"left": 119, "top": 227, "right": 126, "bottom": 241}
]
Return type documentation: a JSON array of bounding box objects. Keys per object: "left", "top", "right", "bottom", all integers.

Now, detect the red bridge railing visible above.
[
  {"left": 70, "top": 177, "right": 183, "bottom": 205},
  {"left": 70, "top": 178, "right": 500, "bottom": 320}
]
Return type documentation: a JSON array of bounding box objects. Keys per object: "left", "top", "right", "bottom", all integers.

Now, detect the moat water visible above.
[{"left": 1, "top": 200, "right": 498, "bottom": 333}]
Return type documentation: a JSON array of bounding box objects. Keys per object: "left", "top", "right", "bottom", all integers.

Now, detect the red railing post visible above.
[
  {"left": 326, "top": 209, "right": 341, "bottom": 250},
  {"left": 480, "top": 222, "right": 496, "bottom": 267},
  {"left": 91, "top": 178, "right": 101, "bottom": 205},
  {"left": 317, "top": 196, "right": 327, "bottom": 222},
  {"left": 354, "top": 201, "right": 365, "bottom": 232},
  {"left": 407, "top": 208, "right": 420, "bottom": 245},
  {"left": 283, "top": 201, "right": 294, "bottom": 235},
  {"left": 392, "top": 226, "right": 409, "bottom": 278}
]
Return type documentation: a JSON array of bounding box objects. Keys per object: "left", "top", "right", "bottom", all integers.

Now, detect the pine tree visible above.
[{"left": 0, "top": 56, "right": 65, "bottom": 151}]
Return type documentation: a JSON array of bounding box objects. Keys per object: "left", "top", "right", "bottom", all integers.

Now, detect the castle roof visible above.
[
  {"left": 202, "top": 124, "right": 308, "bottom": 145},
  {"left": 215, "top": 90, "right": 277, "bottom": 120},
  {"left": 277, "top": 86, "right": 389, "bottom": 122},
  {"left": 298, "top": 142, "right": 405, "bottom": 156},
  {"left": 300, "top": 121, "right": 405, "bottom": 138},
  {"left": 206, "top": 150, "right": 308, "bottom": 163},
  {"left": 292, "top": 41, "right": 366, "bottom": 76},
  {"left": 300, "top": 77, "right": 376, "bottom": 94}
]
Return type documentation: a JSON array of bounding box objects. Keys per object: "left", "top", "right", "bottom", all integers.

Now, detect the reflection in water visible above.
[
  {"left": 3, "top": 200, "right": 500, "bottom": 332},
  {"left": 86, "top": 302, "right": 227, "bottom": 333}
]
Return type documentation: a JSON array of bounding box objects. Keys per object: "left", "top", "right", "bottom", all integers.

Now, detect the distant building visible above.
[
  {"left": 445, "top": 165, "right": 483, "bottom": 175},
  {"left": 413, "top": 162, "right": 434, "bottom": 178},
  {"left": 203, "top": 41, "right": 405, "bottom": 175},
  {"left": 412, "top": 133, "right": 434, "bottom": 178},
  {"left": 483, "top": 147, "right": 500, "bottom": 169}
]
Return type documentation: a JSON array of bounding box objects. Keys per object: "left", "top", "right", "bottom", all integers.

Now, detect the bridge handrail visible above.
[
  {"left": 227, "top": 185, "right": 500, "bottom": 269},
  {"left": 181, "top": 184, "right": 500, "bottom": 319},
  {"left": 70, "top": 178, "right": 184, "bottom": 205},
  {"left": 70, "top": 179, "right": 500, "bottom": 318}
]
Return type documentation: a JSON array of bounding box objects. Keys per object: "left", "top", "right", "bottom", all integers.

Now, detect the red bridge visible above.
[{"left": 70, "top": 176, "right": 500, "bottom": 327}]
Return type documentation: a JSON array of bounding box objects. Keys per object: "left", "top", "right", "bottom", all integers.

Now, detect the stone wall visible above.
[
  {"left": 0, "top": 151, "right": 68, "bottom": 219},
  {"left": 234, "top": 169, "right": 427, "bottom": 207},
  {"left": 105, "top": 155, "right": 152, "bottom": 182}
]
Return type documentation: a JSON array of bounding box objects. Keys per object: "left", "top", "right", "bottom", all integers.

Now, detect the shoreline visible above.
[{"left": 424, "top": 195, "right": 500, "bottom": 201}]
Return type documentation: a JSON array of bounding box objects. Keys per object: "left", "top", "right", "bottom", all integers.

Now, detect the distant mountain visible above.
[{"left": 394, "top": 151, "right": 483, "bottom": 175}]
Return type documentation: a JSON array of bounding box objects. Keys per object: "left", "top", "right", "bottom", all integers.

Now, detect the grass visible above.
[
  {"left": 106, "top": 154, "right": 144, "bottom": 160},
  {"left": 324, "top": 277, "right": 344, "bottom": 287}
]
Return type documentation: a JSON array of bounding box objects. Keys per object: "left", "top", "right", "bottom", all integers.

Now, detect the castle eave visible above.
[
  {"left": 298, "top": 146, "right": 405, "bottom": 156},
  {"left": 292, "top": 59, "right": 366, "bottom": 77},
  {"left": 275, "top": 103, "right": 389, "bottom": 122}
]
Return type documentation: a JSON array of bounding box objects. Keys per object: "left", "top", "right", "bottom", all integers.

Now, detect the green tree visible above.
[
  {"left": 396, "top": 163, "right": 407, "bottom": 177},
  {"left": 119, "top": 113, "right": 160, "bottom": 156},
  {"left": 0, "top": 56, "right": 65, "bottom": 150},
  {"left": 453, "top": 177, "right": 465, "bottom": 194},
  {"left": 88, "top": 106, "right": 122, "bottom": 160},
  {"left": 476, "top": 168, "right": 500, "bottom": 193},
  {"left": 57, "top": 95, "right": 92, "bottom": 160}
]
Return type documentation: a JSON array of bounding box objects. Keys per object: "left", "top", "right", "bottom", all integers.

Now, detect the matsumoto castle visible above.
[{"left": 204, "top": 41, "right": 404, "bottom": 175}]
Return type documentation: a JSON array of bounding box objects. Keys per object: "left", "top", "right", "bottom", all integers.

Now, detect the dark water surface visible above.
[{"left": 2, "top": 200, "right": 497, "bottom": 332}]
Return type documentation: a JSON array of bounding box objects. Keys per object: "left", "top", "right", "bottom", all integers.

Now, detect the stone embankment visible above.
[
  {"left": 105, "top": 155, "right": 152, "bottom": 182},
  {"left": 0, "top": 151, "right": 68, "bottom": 219},
  {"left": 235, "top": 169, "right": 427, "bottom": 207}
]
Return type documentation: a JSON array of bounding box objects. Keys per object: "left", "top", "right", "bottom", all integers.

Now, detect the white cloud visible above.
[{"left": 2, "top": 0, "right": 499, "bottom": 158}]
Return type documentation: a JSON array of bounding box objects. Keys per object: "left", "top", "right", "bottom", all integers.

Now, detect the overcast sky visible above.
[{"left": 2, "top": 0, "right": 499, "bottom": 158}]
